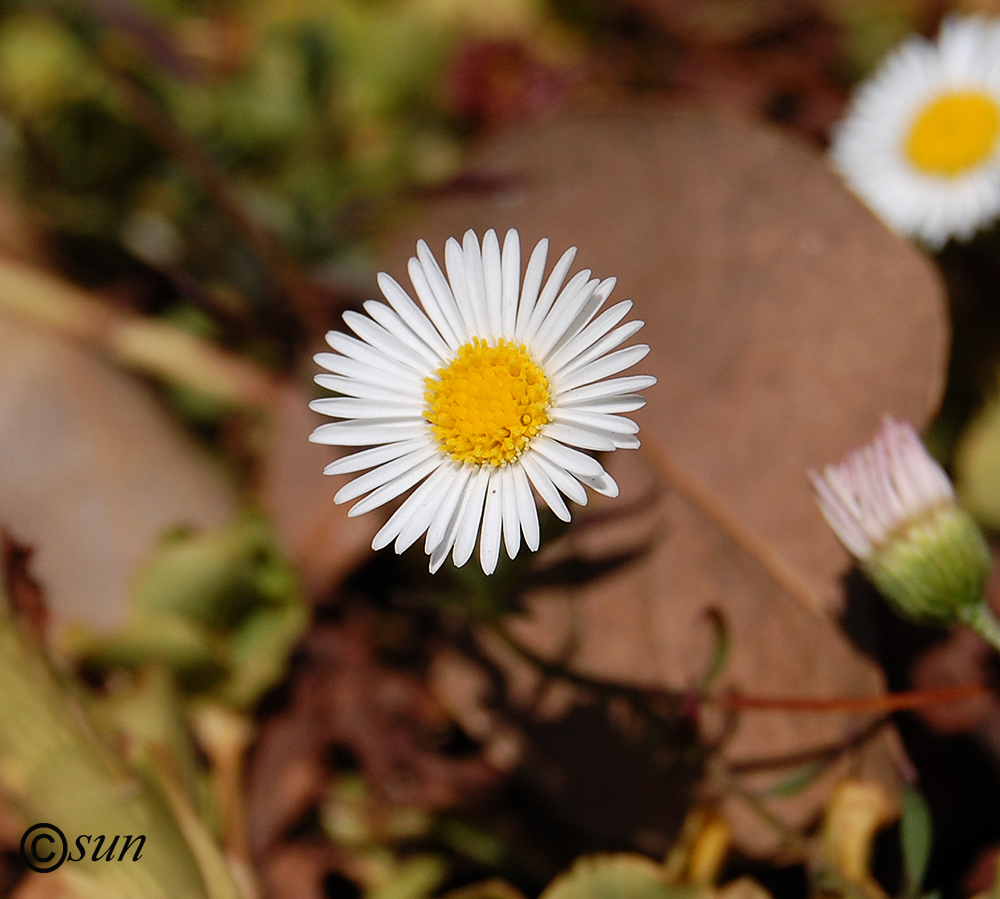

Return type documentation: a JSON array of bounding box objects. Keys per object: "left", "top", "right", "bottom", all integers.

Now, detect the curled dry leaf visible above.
[{"left": 379, "top": 108, "right": 946, "bottom": 853}]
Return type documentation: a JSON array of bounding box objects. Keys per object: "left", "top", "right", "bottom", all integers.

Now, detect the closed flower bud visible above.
[{"left": 811, "top": 418, "right": 993, "bottom": 632}]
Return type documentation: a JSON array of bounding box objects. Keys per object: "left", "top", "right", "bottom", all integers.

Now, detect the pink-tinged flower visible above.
[{"left": 810, "top": 418, "right": 992, "bottom": 630}]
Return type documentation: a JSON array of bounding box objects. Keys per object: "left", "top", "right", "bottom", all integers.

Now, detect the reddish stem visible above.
[{"left": 710, "top": 682, "right": 989, "bottom": 713}]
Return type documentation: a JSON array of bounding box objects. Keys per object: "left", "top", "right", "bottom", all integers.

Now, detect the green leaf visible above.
[
  {"left": 697, "top": 608, "right": 730, "bottom": 691},
  {"left": 540, "top": 854, "right": 699, "bottom": 899},
  {"left": 764, "top": 760, "right": 827, "bottom": 798},
  {"left": 900, "top": 785, "right": 933, "bottom": 899},
  {"left": 955, "top": 395, "right": 1000, "bottom": 528},
  {"left": 365, "top": 855, "right": 447, "bottom": 899}
]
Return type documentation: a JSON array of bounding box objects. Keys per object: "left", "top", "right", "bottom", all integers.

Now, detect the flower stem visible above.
[{"left": 959, "top": 602, "right": 1000, "bottom": 654}]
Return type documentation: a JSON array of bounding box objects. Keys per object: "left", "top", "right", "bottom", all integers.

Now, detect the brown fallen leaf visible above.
[
  {"left": 0, "top": 311, "right": 234, "bottom": 631},
  {"left": 260, "top": 375, "right": 380, "bottom": 599},
  {"left": 377, "top": 107, "right": 946, "bottom": 853},
  {"left": 625, "top": 0, "right": 810, "bottom": 44}
]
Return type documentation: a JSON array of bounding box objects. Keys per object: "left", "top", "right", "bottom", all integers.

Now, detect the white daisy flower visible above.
[
  {"left": 309, "top": 229, "right": 656, "bottom": 575},
  {"left": 810, "top": 418, "right": 991, "bottom": 628},
  {"left": 830, "top": 15, "right": 1000, "bottom": 247}
]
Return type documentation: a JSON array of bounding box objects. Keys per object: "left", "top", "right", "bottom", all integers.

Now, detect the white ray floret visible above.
[
  {"left": 309, "top": 228, "right": 656, "bottom": 574},
  {"left": 830, "top": 15, "right": 1000, "bottom": 247}
]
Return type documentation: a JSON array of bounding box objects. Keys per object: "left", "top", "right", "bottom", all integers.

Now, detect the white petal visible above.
[
  {"left": 553, "top": 407, "right": 640, "bottom": 436},
  {"left": 528, "top": 449, "right": 588, "bottom": 506},
  {"left": 515, "top": 238, "right": 548, "bottom": 338},
  {"left": 541, "top": 421, "right": 617, "bottom": 452},
  {"left": 500, "top": 229, "right": 521, "bottom": 336},
  {"left": 428, "top": 475, "right": 475, "bottom": 571},
  {"left": 377, "top": 271, "right": 454, "bottom": 358},
  {"left": 550, "top": 319, "right": 646, "bottom": 384},
  {"left": 309, "top": 397, "right": 423, "bottom": 419},
  {"left": 532, "top": 273, "right": 597, "bottom": 360},
  {"left": 578, "top": 471, "right": 620, "bottom": 497},
  {"left": 310, "top": 419, "right": 429, "bottom": 446},
  {"left": 811, "top": 469, "right": 872, "bottom": 557},
  {"left": 425, "top": 465, "right": 473, "bottom": 555},
  {"left": 479, "top": 469, "right": 504, "bottom": 575},
  {"left": 393, "top": 463, "right": 464, "bottom": 553},
  {"left": 520, "top": 452, "right": 571, "bottom": 521},
  {"left": 406, "top": 256, "right": 461, "bottom": 350},
  {"left": 554, "top": 344, "right": 651, "bottom": 393},
  {"left": 314, "top": 373, "right": 421, "bottom": 403},
  {"left": 511, "top": 461, "right": 540, "bottom": 550},
  {"left": 370, "top": 461, "right": 455, "bottom": 551},
  {"left": 500, "top": 464, "right": 521, "bottom": 560},
  {"left": 543, "top": 277, "right": 617, "bottom": 362},
  {"left": 363, "top": 299, "right": 446, "bottom": 366},
  {"left": 415, "top": 240, "right": 468, "bottom": 344},
  {"left": 334, "top": 443, "right": 438, "bottom": 504},
  {"left": 323, "top": 439, "right": 427, "bottom": 475},
  {"left": 530, "top": 434, "right": 606, "bottom": 478},
  {"left": 543, "top": 301, "right": 634, "bottom": 374},
  {"left": 482, "top": 229, "right": 504, "bottom": 339},
  {"left": 521, "top": 245, "right": 577, "bottom": 343},
  {"left": 564, "top": 394, "right": 647, "bottom": 414},
  {"left": 463, "top": 229, "right": 491, "bottom": 337},
  {"left": 314, "top": 353, "right": 411, "bottom": 392},
  {"left": 326, "top": 331, "right": 421, "bottom": 378},
  {"left": 451, "top": 466, "right": 491, "bottom": 568},
  {"left": 347, "top": 454, "right": 442, "bottom": 517},
  {"left": 559, "top": 375, "right": 657, "bottom": 404},
  {"left": 343, "top": 311, "right": 431, "bottom": 374},
  {"left": 446, "top": 236, "right": 480, "bottom": 336}
]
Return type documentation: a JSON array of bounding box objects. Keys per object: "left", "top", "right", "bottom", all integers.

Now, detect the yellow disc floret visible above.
[
  {"left": 424, "top": 337, "right": 551, "bottom": 467},
  {"left": 905, "top": 90, "right": 1000, "bottom": 176}
]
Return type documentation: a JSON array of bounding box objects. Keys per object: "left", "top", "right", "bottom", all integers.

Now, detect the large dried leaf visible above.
[
  {"left": 379, "top": 108, "right": 946, "bottom": 852},
  {"left": 261, "top": 376, "right": 379, "bottom": 598},
  {"left": 0, "top": 310, "right": 233, "bottom": 631}
]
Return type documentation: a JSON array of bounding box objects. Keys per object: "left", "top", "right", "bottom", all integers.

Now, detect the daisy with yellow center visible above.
[
  {"left": 830, "top": 16, "right": 1000, "bottom": 247},
  {"left": 309, "top": 229, "right": 655, "bottom": 574}
]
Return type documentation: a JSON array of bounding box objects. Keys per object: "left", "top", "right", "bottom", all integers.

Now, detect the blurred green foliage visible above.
[
  {"left": 64, "top": 512, "right": 308, "bottom": 709},
  {"left": 0, "top": 0, "right": 546, "bottom": 275}
]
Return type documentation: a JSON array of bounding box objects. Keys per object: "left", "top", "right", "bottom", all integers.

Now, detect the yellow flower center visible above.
[
  {"left": 424, "top": 337, "right": 551, "bottom": 467},
  {"left": 904, "top": 90, "right": 1000, "bottom": 176}
]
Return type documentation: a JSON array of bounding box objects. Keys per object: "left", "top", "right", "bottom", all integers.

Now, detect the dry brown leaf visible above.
[
  {"left": 0, "top": 312, "right": 233, "bottom": 631},
  {"left": 626, "top": 0, "right": 811, "bottom": 44},
  {"left": 378, "top": 108, "right": 946, "bottom": 853}
]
